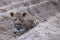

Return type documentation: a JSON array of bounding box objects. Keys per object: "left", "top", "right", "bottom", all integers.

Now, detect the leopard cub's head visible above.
[{"left": 10, "top": 12, "right": 26, "bottom": 27}]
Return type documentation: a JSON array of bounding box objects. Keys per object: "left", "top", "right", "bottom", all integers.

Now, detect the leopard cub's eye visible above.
[
  {"left": 19, "top": 19, "right": 21, "bottom": 21},
  {"left": 14, "top": 19, "right": 17, "bottom": 21},
  {"left": 19, "top": 18, "right": 24, "bottom": 20}
]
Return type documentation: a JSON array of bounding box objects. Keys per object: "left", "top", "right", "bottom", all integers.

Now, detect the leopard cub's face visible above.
[{"left": 10, "top": 12, "right": 26, "bottom": 27}]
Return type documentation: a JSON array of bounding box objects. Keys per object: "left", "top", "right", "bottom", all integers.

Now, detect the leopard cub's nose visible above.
[{"left": 17, "top": 23, "right": 20, "bottom": 25}]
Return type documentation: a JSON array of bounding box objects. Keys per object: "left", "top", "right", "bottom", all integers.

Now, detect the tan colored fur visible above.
[{"left": 10, "top": 12, "right": 34, "bottom": 30}]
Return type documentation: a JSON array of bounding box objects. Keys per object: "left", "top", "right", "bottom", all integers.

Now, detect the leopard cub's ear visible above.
[
  {"left": 23, "top": 13, "right": 27, "bottom": 17},
  {"left": 10, "top": 12, "right": 14, "bottom": 17}
]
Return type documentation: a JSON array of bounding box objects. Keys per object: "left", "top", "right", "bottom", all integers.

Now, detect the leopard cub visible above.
[{"left": 10, "top": 12, "right": 34, "bottom": 35}]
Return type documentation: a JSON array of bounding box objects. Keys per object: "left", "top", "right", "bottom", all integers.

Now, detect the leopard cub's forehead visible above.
[
  {"left": 14, "top": 12, "right": 23, "bottom": 18},
  {"left": 16, "top": 12, "right": 22, "bottom": 16}
]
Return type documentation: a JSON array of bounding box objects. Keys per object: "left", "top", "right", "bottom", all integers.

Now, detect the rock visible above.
[{"left": 0, "top": 0, "right": 60, "bottom": 40}]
